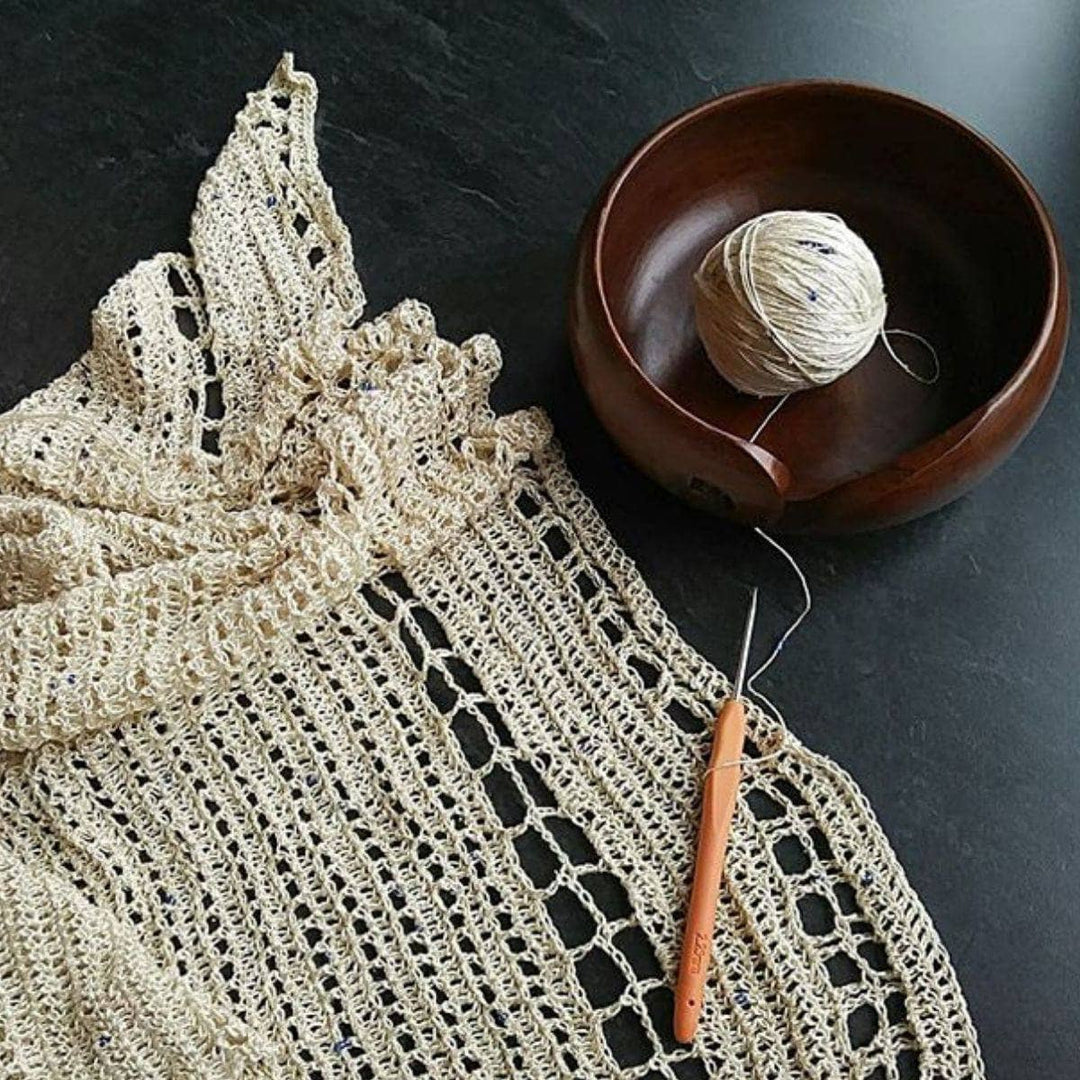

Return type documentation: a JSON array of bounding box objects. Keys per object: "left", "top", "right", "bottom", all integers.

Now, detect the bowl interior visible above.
[{"left": 599, "top": 84, "right": 1052, "bottom": 499}]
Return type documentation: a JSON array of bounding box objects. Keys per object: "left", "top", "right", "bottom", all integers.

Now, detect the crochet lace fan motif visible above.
[{"left": 0, "top": 57, "right": 983, "bottom": 1080}]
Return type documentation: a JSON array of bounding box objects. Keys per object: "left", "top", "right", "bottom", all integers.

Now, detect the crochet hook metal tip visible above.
[
  {"left": 673, "top": 586, "right": 758, "bottom": 1044},
  {"left": 731, "top": 587, "right": 758, "bottom": 701}
]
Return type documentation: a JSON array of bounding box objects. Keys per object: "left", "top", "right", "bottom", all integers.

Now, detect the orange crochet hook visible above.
[{"left": 674, "top": 587, "right": 758, "bottom": 1044}]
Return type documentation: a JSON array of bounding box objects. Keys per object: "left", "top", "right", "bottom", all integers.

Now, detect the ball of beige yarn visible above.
[{"left": 693, "top": 210, "right": 888, "bottom": 398}]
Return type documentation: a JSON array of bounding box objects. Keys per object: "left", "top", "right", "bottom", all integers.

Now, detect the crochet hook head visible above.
[{"left": 731, "top": 587, "right": 758, "bottom": 701}]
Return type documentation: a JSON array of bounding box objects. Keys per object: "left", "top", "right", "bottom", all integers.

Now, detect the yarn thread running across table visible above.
[{"left": 694, "top": 210, "right": 938, "bottom": 397}]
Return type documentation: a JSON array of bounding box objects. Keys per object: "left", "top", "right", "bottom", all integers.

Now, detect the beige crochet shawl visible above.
[{"left": 0, "top": 57, "right": 982, "bottom": 1080}]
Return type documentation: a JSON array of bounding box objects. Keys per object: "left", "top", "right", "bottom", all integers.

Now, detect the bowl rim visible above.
[{"left": 589, "top": 78, "right": 1065, "bottom": 499}]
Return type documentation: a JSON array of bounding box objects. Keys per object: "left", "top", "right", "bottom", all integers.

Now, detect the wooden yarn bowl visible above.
[{"left": 569, "top": 82, "right": 1068, "bottom": 533}]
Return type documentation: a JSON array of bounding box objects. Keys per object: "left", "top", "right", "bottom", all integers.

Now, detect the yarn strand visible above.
[
  {"left": 881, "top": 327, "right": 941, "bottom": 384},
  {"left": 707, "top": 527, "right": 811, "bottom": 772}
]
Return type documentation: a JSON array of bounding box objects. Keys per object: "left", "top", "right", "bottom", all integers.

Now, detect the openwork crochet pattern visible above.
[{"left": 0, "top": 57, "right": 983, "bottom": 1080}]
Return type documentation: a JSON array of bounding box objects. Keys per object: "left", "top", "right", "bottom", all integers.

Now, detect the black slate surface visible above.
[{"left": 2, "top": 1, "right": 1078, "bottom": 1075}]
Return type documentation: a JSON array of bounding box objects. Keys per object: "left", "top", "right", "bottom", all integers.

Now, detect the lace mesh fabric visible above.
[{"left": 0, "top": 57, "right": 984, "bottom": 1080}]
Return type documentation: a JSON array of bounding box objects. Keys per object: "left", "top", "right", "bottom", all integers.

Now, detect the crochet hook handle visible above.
[{"left": 673, "top": 694, "right": 747, "bottom": 1043}]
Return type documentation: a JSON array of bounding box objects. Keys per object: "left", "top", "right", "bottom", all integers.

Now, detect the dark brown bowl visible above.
[{"left": 569, "top": 81, "right": 1068, "bottom": 533}]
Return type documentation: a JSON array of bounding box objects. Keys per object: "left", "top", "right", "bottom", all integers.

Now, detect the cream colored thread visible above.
[
  {"left": 882, "top": 327, "right": 941, "bottom": 384},
  {"left": 748, "top": 393, "right": 791, "bottom": 442},
  {"left": 704, "top": 745, "right": 784, "bottom": 774},
  {"left": 747, "top": 527, "right": 813, "bottom": 699},
  {"left": 705, "top": 528, "right": 810, "bottom": 773}
]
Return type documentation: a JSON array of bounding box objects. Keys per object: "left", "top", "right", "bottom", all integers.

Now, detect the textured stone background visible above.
[{"left": 1, "top": 2, "right": 1078, "bottom": 1073}]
